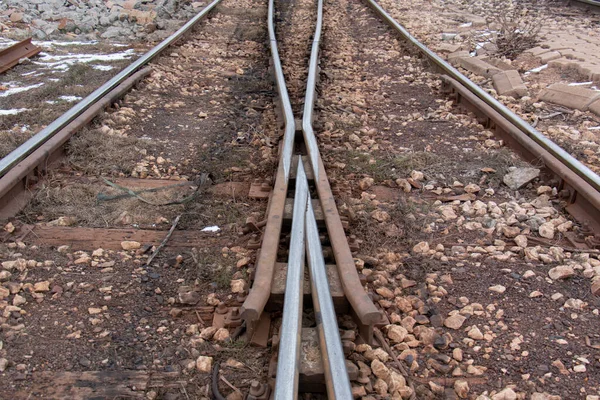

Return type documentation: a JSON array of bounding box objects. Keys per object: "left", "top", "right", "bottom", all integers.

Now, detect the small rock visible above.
[
  {"left": 178, "top": 290, "right": 200, "bottom": 305},
  {"left": 489, "top": 285, "right": 506, "bottom": 294},
  {"left": 359, "top": 177, "right": 375, "bottom": 190},
  {"left": 376, "top": 287, "right": 394, "bottom": 299},
  {"left": 503, "top": 167, "right": 540, "bottom": 190},
  {"left": 396, "top": 178, "right": 411, "bottom": 192},
  {"left": 387, "top": 325, "right": 408, "bottom": 343},
  {"left": 502, "top": 226, "right": 521, "bottom": 238},
  {"left": 592, "top": 280, "right": 600, "bottom": 296},
  {"left": 537, "top": 186, "right": 552, "bottom": 195},
  {"left": 410, "top": 170, "right": 424, "bottom": 181},
  {"left": 33, "top": 281, "right": 50, "bottom": 292},
  {"left": 196, "top": 356, "right": 213, "bottom": 373},
  {"left": 444, "top": 314, "right": 467, "bottom": 330},
  {"left": 370, "top": 210, "right": 390, "bottom": 223},
  {"left": 454, "top": 380, "right": 469, "bottom": 398},
  {"left": 514, "top": 235, "right": 527, "bottom": 248},
  {"left": 464, "top": 183, "right": 480, "bottom": 193},
  {"left": 453, "top": 348, "right": 463, "bottom": 361},
  {"left": 492, "top": 387, "right": 517, "bottom": 400},
  {"left": 4, "top": 222, "right": 15, "bottom": 233},
  {"left": 412, "top": 241, "right": 429, "bottom": 254},
  {"left": 548, "top": 265, "right": 575, "bottom": 280},
  {"left": 573, "top": 364, "right": 585, "bottom": 373},
  {"left": 371, "top": 359, "right": 390, "bottom": 381},
  {"left": 230, "top": 279, "right": 246, "bottom": 293},
  {"left": 539, "top": 222, "right": 555, "bottom": 239},
  {"left": 121, "top": 241, "right": 141, "bottom": 250},
  {"left": 12, "top": 294, "right": 26, "bottom": 306},
  {"left": 523, "top": 270, "right": 535, "bottom": 279},
  {"left": 213, "top": 328, "right": 230, "bottom": 342},
  {"left": 467, "top": 326, "right": 484, "bottom": 340},
  {"left": 0, "top": 358, "right": 9, "bottom": 372}
]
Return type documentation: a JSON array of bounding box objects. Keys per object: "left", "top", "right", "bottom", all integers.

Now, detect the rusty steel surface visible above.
[
  {"left": 301, "top": 0, "right": 379, "bottom": 341},
  {"left": 240, "top": 0, "right": 296, "bottom": 335},
  {"left": 0, "top": 67, "right": 152, "bottom": 219},
  {"left": 0, "top": 38, "right": 41, "bottom": 74},
  {"left": 313, "top": 153, "right": 381, "bottom": 331},
  {"left": 441, "top": 74, "right": 600, "bottom": 233}
]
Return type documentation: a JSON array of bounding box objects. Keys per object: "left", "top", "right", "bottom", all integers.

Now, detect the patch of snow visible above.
[
  {"left": 525, "top": 64, "right": 548, "bottom": 74},
  {"left": 201, "top": 226, "right": 221, "bottom": 233},
  {"left": 33, "top": 49, "right": 136, "bottom": 70},
  {"left": 460, "top": 22, "right": 473, "bottom": 28},
  {"left": 0, "top": 108, "right": 29, "bottom": 115},
  {"left": 569, "top": 82, "right": 593, "bottom": 86},
  {"left": 0, "top": 82, "right": 44, "bottom": 97},
  {"left": 59, "top": 95, "right": 82, "bottom": 102},
  {"left": 92, "top": 65, "right": 115, "bottom": 71}
]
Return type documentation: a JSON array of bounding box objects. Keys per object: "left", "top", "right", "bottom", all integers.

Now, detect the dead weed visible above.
[{"left": 67, "top": 126, "right": 151, "bottom": 175}]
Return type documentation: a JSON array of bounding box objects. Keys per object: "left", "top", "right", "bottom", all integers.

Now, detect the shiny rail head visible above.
[
  {"left": 305, "top": 199, "right": 354, "bottom": 399},
  {"left": 268, "top": 0, "right": 297, "bottom": 184},
  {"left": 0, "top": 0, "right": 224, "bottom": 178},
  {"left": 274, "top": 160, "right": 309, "bottom": 399},
  {"left": 301, "top": 0, "right": 324, "bottom": 183}
]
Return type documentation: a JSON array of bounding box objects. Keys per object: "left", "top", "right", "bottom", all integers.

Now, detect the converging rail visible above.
[{"left": 242, "top": 0, "right": 377, "bottom": 396}]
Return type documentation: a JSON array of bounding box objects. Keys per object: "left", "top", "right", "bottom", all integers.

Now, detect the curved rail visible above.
[
  {"left": 364, "top": 0, "right": 600, "bottom": 193},
  {"left": 240, "top": 0, "right": 298, "bottom": 329},
  {"left": 0, "top": 0, "right": 223, "bottom": 178},
  {"left": 570, "top": 0, "right": 600, "bottom": 6},
  {"left": 305, "top": 0, "right": 380, "bottom": 334}
]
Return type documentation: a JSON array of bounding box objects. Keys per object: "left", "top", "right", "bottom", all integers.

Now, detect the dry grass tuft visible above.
[
  {"left": 67, "top": 126, "right": 152, "bottom": 175},
  {"left": 486, "top": 0, "right": 542, "bottom": 59}
]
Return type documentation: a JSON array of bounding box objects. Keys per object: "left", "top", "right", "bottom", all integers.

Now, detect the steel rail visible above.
[
  {"left": 364, "top": 0, "right": 600, "bottom": 193},
  {"left": 269, "top": 0, "right": 297, "bottom": 182},
  {"left": 305, "top": 199, "right": 353, "bottom": 399},
  {"left": 570, "top": 0, "right": 600, "bottom": 6},
  {"left": 240, "top": 0, "right": 298, "bottom": 332},
  {"left": 305, "top": 0, "right": 380, "bottom": 340},
  {"left": 0, "top": 0, "right": 223, "bottom": 178},
  {"left": 274, "top": 160, "right": 308, "bottom": 400},
  {"left": 302, "top": 0, "right": 324, "bottom": 180}
]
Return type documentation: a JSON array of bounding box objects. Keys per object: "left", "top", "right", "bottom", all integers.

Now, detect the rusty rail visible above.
[
  {"left": 242, "top": 0, "right": 379, "bottom": 345},
  {"left": 0, "top": 67, "right": 152, "bottom": 219},
  {"left": 0, "top": 0, "right": 223, "bottom": 178},
  {"left": 365, "top": 0, "right": 600, "bottom": 237},
  {"left": 0, "top": 38, "right": 41, "bottom": 74}
]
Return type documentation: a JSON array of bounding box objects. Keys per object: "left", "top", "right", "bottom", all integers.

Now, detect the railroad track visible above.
[
  {"left": 2, "top": 0, "right": 600, "bottom": 398},
  {"left": 569, "top": 0, "right": 600, "bottom": 12}
]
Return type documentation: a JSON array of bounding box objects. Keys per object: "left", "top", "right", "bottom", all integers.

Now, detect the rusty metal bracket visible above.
[{"left": 0, "top": 38, "right": 41, "bottom": 74}]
